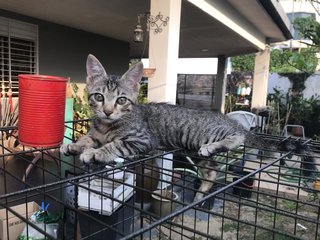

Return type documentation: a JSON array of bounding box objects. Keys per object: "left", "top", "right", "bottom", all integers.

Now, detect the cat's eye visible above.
[
  {"left": 116, "top": 97, "right": 127, "bottom": 105},
  {"left": 94, "top": 93, "right": 104, "bottom": 102}
]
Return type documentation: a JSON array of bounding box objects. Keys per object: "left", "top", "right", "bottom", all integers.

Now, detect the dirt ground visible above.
[
  {"left": 135, "top": 152, "right": 320, "bottom": 240},
  {"left": 137, "top": 192, "right": 319, "bottom": 240}
]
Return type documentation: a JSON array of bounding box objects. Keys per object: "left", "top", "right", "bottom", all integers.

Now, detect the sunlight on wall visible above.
[{"left": 142, "top": 58, "right": 231, "bottom": 75}]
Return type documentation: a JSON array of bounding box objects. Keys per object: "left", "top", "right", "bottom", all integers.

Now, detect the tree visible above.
[
  {"left": 230, "top": 54, "right": 255, "bottom": 72},
  {"left": 231, "top": 47, "right": 318, "bottom": 75},
  {"left": 270, "top": 48, "right": 318, "bottom": 74},
  {"left": 294, "top": 16, "right": 320, "bottom": 48},
  {"left": 231, "top": 17, "right": 320, "bottom": 74}
]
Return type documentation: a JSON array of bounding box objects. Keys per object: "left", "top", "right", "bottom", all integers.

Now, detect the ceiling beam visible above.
[{"left": 187, "top": 0, "right": 266, "bottom": 50}]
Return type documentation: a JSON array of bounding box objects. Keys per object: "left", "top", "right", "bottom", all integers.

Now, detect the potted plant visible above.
[
  {"left": 173, "top": 155, "right": 204, "bottom": 201},
  {"left": 303, "top": 96, "right": 320, "bottom": 138},
  {"left": 287, "top": 96, "right": 311, "bottom": 136},
  {"left": 150, "top": 188, "right": 179, "bottom": 218}
]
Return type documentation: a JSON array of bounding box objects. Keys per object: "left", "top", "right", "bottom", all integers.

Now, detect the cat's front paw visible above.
[
  {"left": 198, "top": 143, "right": 228, "bottom": 157},
  {"left": 80, "top": 148, "right": 113, "bottom": 164},
  {"left": 198, "top": 144, "right": 217, "bottom": 157},
  {"left": 60, "top": 143, "right": 83, "bottom": 156}
]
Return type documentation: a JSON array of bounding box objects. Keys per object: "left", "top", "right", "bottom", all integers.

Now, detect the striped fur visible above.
[
  {"left": 60, "top": 55, "right": 315, "bottom": 201},
  {"left": 60, "top": 55, "right": 248, "bottom": 163}
]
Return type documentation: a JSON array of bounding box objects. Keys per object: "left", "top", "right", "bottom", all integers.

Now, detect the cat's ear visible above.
[
  {"left": 121, "top": 62, "right": 143, "bottom": 91},
  {"left": 86, "top": 54, "right": 107, "bottom": 84}
]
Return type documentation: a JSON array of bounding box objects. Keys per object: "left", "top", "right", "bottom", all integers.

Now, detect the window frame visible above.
[{"left": 0, "top": 16, "right": 38, "bottom": 97}]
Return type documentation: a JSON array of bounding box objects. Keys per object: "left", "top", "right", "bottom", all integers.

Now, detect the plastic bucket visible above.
[{"left": 18, "top": 74, "right": 67, "bottom": 147}]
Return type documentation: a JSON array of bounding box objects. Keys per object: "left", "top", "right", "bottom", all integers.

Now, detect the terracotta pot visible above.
[
  {"left": 143, "top": 68, "right": 156, "bottom": 78},
  {"left": 292, "top": 126, "right": 303, "bottom": 137}
]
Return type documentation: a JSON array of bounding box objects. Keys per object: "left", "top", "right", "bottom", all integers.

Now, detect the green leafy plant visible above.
[
  {"left": 231, "top": 54, "right": 255, "bottom": 72},
  {"left": 286, "top": 94, "right": 320, "bottom": 127},
  {"left": 137, "top": 82, "right": 148, "bottom": 103},
  {"left": 225, "top": 94, "right": 237, "bottom": 113},
  {"left": 266, "top": 89, "right": 289, "bottom": 135},
  {"left": 267, "top": 89, "right": 320, "bottom": 137},
  {"left": 288, "top": 96, "right": 310, "bottom": 125},
  {"left": 271, "top": 48, "right": 318, "bottom": 75},
  {"left": 72, "top": 82, "right": 93, "bottom": 120},
  {"left": 231, "top": 48, "right": 318, "bottom": 75},
  {"left": 294, "top": 16, "right": 320, "bottom": 48}
]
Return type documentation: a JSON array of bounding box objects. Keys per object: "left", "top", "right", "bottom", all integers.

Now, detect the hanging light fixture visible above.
[
  {"left": 133, "top": 12, "right": 169, "bottom": 43},
  {"left": 133, "top": 14, "right": 144, "bottom": 42}
]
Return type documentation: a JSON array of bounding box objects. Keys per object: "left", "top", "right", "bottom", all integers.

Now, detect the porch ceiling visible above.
[{"left": 0, "top": 0, "right": 292, "bottom": 58}]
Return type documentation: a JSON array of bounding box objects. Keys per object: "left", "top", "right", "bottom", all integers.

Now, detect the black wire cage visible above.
[{"left": 0, "top": 120, "right": 320, "bottom": 240}]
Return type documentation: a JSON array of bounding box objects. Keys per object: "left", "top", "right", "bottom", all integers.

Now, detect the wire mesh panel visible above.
[{"left": 0, "top": 121, "right": 319, "bottom": 240}]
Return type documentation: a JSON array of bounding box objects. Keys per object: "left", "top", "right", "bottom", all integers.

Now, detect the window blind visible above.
[{"left": 0, "top": 17, "right": 38, "bottom": 97}]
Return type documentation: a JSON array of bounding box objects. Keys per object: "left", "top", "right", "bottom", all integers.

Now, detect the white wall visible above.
[
  {"left": 268, "top": 71, "right": 320, "bottom": 99},
  {"left": 268, "top": 73, "right": 291, "bottom": 93},
  {"left": 142, "top": 58, "right": 220, "bottom": 75},
  {"left": 176, "top": 58, "right": 218, "bottom": 74},
  {"left": 304, "top": 73, "right": 320, "bottom": 97}
]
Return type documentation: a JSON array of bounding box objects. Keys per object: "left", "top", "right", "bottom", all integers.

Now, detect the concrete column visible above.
[
  {"left": 213, "top": 55, "right": 227, "bottom": 113},
  {"left": 148, "top": 0, "right": 182, "bottom": 104},
  {"left": 251, "top": 48, "right": 270, "bottom": 108}
]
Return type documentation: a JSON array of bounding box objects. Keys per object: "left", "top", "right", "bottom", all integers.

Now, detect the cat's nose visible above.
[{"left": 104, "top": 110, "right": 113, "bottom": 116}]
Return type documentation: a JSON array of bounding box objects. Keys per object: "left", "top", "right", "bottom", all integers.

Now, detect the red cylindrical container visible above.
[{"left": 18, "top": 75, "right": 67, "bottom": 147}]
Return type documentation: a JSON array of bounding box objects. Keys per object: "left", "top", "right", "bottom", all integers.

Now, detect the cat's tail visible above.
[{"left": 244, "top": 132, "right": 316, "bottom": 177}]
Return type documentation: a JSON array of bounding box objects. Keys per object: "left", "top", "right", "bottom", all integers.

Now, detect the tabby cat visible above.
[{"left": 60, "top": 54, "right": 315, "bottom": 201}]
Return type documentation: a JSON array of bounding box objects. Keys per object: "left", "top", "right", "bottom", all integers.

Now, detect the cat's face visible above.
[{"left": 86, "top": 54, "right": 143, "bottom": 123}]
